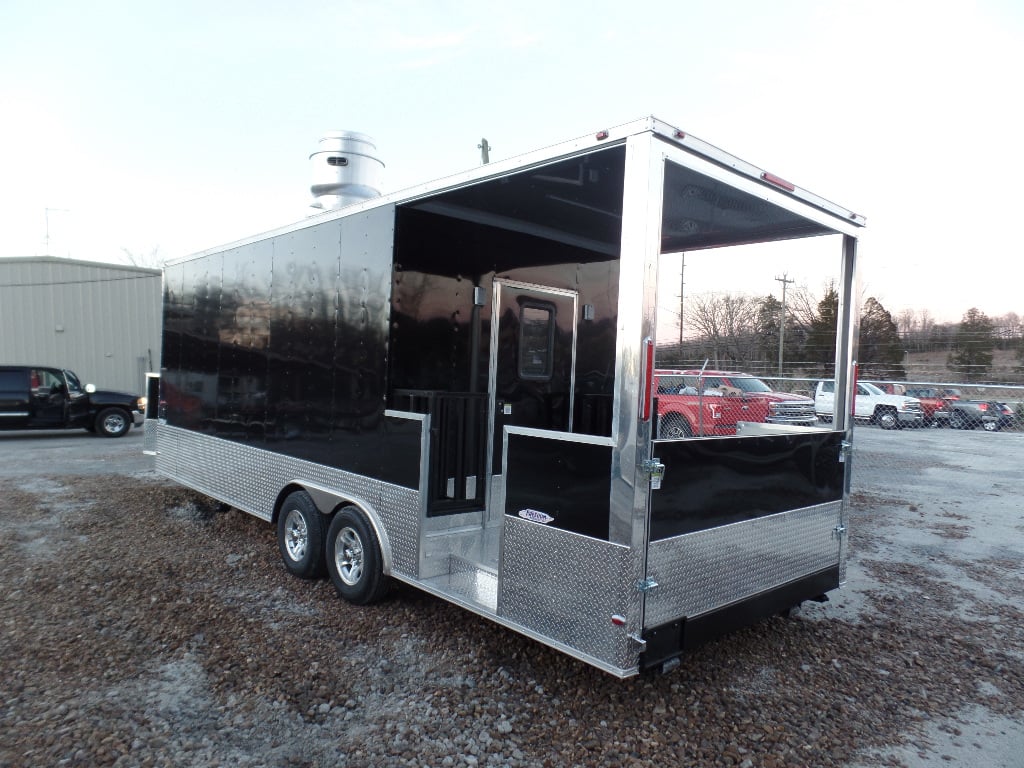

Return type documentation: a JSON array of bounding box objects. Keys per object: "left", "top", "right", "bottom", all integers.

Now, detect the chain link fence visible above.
[{"left": 761, "top": 375, "right": 1024, "bottom": 497}]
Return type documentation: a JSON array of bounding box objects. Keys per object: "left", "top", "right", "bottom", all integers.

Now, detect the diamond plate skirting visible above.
[
  {"left": 499, "top": 516, "right": 640, "bottom": 673},
  {"left": 644, "top": 501, "right": 844, "bottom": 628},
  {"left": 154, "top": 424, "right": 421, "bottom": 579}
]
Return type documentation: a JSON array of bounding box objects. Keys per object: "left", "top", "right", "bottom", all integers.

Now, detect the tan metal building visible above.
[{"left": 0, "top": 256, "right": 162, "bottom": 395}]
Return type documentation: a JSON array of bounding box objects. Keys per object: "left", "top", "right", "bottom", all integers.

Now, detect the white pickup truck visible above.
[{"left": 815, "top": 380, "right": 924, "bottom": 429}]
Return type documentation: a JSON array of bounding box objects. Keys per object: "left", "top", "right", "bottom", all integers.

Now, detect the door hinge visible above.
[{"left": 833, "top": 524, "right": 847, "bottom": 539}]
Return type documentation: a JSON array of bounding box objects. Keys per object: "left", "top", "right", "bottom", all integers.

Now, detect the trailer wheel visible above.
[
  {"left": 658, "top": 413, "right": 693, "bottom": 439},
  {"left": 326, "top": 506, "right": 390, "bottom": 605},
  {"left": 277, "top": 491, "right": 326, "bottom": 579},
  {"left": 95, "top": 407, "right": 131, "bottom": 437}
]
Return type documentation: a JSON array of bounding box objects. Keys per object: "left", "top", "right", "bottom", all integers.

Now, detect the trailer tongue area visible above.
[{"left": 154, "top": 117, "right": 863, "bottom": 676}]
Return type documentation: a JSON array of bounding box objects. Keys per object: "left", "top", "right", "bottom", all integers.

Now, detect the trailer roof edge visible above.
[{"left": 167, "top": 116, "right": 864, "bottom": 266}]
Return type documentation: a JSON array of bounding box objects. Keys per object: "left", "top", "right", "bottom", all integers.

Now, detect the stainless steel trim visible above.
[
  {"left": 644, "top": 501, "right": 844, "bottom": 627},
  {"left": 504, "top": 425, "right": 614, "bottom": 447},
  {"left": 385, "top": 409, "right": 426, "bottom": 421}
]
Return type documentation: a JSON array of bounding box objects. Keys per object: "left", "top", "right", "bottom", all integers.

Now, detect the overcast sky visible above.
[{"left": 2, "top": 0, "right": 1021, "bottom": 323}]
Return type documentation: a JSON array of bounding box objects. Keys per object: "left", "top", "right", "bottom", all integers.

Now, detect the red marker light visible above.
[
  {"left": 674, "top": 130, "right": 686, "bottom": 140},
  {"left": 639, "top": 338, "right": 655, "bottom": 421},
  {"left": 611, "top": 614, "right": 626, "bottom": 626},
  {"left": 761, "top": 171, "right": 796, "bottom": 192},
  {"left": 595, "top": 130, "right": 609, "bottom": 140}
]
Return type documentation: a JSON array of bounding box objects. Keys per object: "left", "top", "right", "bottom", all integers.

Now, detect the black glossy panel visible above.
[
  {"left": 215, "top": 240, "right": 272, "bottom": 440},
  {"left": 161, "top": 205, "right": 419, "bottom": 489},
  {"left": 650, "top": 431, "right": 845, "bottom": 540},
  {"left": 504, "top": 434, "right": 611, "bottom": 541}
]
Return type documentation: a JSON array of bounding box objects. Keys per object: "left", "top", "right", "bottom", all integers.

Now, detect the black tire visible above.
[
  {"left": 875, "top": 406, "right": 900, "bottom": 430},
  {"left": 277, "top": 491, "right": 327, "bottom": 579},
  {"left": 949, "top": 410, "right": 969, "bottom": 430},
  {"left": 326, "top": 506, "right": 390, "bottom": 605},
  {"left": 658, "top": 413, "right": 693, "bottom": 439},
  {"left": 95, "top": 407, "right": 131, "bottom": 437}
]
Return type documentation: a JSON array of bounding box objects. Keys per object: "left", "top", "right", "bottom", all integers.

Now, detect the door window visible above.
[
  {"left": 31, "top": 369, "right": 63, "bottom": 395},
  {"left": 518, "top": 302, "right": 555, "bottom": 381}
]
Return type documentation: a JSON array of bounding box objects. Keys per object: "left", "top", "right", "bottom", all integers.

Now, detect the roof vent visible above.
[{"left": 309, "top": 131, "right": 384, "bottom": 210}]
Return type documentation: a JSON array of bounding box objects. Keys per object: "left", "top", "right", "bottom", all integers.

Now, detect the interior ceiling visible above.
[
  {"left": 397, "top": 142, "right": 832, "bottom": 275},
  {"left": 403, "top": 146, "right": 627, "bottom": 266},
  {"left": 659, "top": 159, "right": 833, "bottom": 251}
]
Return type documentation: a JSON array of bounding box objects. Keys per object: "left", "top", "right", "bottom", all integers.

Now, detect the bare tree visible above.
[
  {"left": 121, "top": 246, "right": 166, "bottom": 269},
  {"left": 684, "top": 292, "right": 760, "bottom": 367}
]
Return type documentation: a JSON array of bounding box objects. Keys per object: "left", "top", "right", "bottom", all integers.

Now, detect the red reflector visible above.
[
  {"left": 639, "top": 338, "right": 655, "bottom": 421},
  {"left": 595, "top": 130, "right": 609, "bottom": 140},
  {"left": 761, "top": 171, "right": 796, "bottom": 192},
  {"left": 611, "top": 614, "right": 626, "bottom": 626},
  {"left": 674, "top": 130, "right": 686, "bottom": 140}
]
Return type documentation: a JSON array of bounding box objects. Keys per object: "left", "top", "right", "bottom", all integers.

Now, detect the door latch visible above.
[
  {"left": 838, "top": 440, "right": 852, "bottom": 463},
  {"left": 642, "top": 458, "right": 665, "bottom": 490}
]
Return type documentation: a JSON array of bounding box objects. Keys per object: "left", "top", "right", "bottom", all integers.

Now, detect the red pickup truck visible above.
[
  {"left": 654, "top": 369, "right": 817, "bottom": 438},
  {"left": 903, "top": 387, "right": 956, "bottom": 426}
]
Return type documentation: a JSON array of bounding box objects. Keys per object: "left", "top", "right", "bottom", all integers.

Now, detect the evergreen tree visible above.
[
  {"left": 859, "top": 297, "right": 906, "bottom": 379},
  {"left": 947, "top": 308, "right": 995, "bottom": 381},
  {"left": 804, "top": 285, "right": 839, "bottom": 376}
]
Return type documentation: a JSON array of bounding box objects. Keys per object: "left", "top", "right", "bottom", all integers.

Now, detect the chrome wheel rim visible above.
[
  {"left": 335, "top": 527, "right": 364, "bottom": 586},
  {"left": 283, "top": 509, "right": 308, "bottom": 562},
  {"left": 103, "top": 413, "right": 127, "bottom": 433}
]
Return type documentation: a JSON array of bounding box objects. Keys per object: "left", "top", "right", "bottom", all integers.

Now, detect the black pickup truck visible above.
[{"left": 0, "top": 365, "right": 145, "bottom": 437}]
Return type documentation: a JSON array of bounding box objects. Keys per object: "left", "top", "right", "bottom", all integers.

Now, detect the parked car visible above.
[
  {"left": 814, "top": 380, "right": 924, "bottom": 429},
  {"left": 947, "top": 400, "right": 1015, "bottom": 432},
  {"left": 654, "top": 369, "right": 816, "bottom": 438},
  {"left": 0, "top": 365, "right": 145, "bottom": 437},
  {"left": 903, "top": 387, "right": 955, "bottom": 427},
  {"left": 867, "top": 381, "right": 907, "bottom": 395}
]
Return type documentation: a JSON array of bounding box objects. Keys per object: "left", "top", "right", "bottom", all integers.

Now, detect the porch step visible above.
[{"left": 430, "top": 555, "right": 498, "bottom": 612}]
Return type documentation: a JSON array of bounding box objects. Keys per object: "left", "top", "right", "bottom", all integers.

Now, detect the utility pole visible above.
[
  {"left": 775, "top": 273, "right": 795, "bottom": 378},
  {"left": 478, "top": 138, "right": 491, "bottom": 164}
]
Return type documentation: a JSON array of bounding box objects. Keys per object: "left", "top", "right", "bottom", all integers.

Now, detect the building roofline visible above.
[{"left": 0, "top": 255, "right": 162, "bottom": 276}]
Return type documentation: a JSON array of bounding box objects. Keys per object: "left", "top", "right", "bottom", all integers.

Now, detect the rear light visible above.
[
  {"left": 761, "top": 171, "right": 796, "bottom": 192},
  {"left": 978, "top": 403, "right": 989, "bottom": 411},
  {"left": 639, "top": 337, "right": 655, "bottom": 421}
]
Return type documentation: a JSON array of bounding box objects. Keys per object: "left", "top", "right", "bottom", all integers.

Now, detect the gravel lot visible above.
[{"left": 1, "top": 427, "right": 1022, "bottom": 768}]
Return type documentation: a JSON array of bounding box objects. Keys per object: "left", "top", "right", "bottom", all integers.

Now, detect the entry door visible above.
[{"left": 489, "top": 281, "right": 577, "bottom": 473}]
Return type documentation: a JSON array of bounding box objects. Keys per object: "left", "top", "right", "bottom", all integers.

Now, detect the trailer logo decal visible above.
[{"left": 518, "top": 509, "right": 554, "bottom": 524}]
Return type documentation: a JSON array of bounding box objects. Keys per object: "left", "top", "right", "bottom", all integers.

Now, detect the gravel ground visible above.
[{"left": 1, "top": 428, "right": 1022, "bottom": 768}]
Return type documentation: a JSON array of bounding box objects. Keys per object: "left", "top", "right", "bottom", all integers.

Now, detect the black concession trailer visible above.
[{"left": 152, "top": 117, "right": 864, "bottom": 676}]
